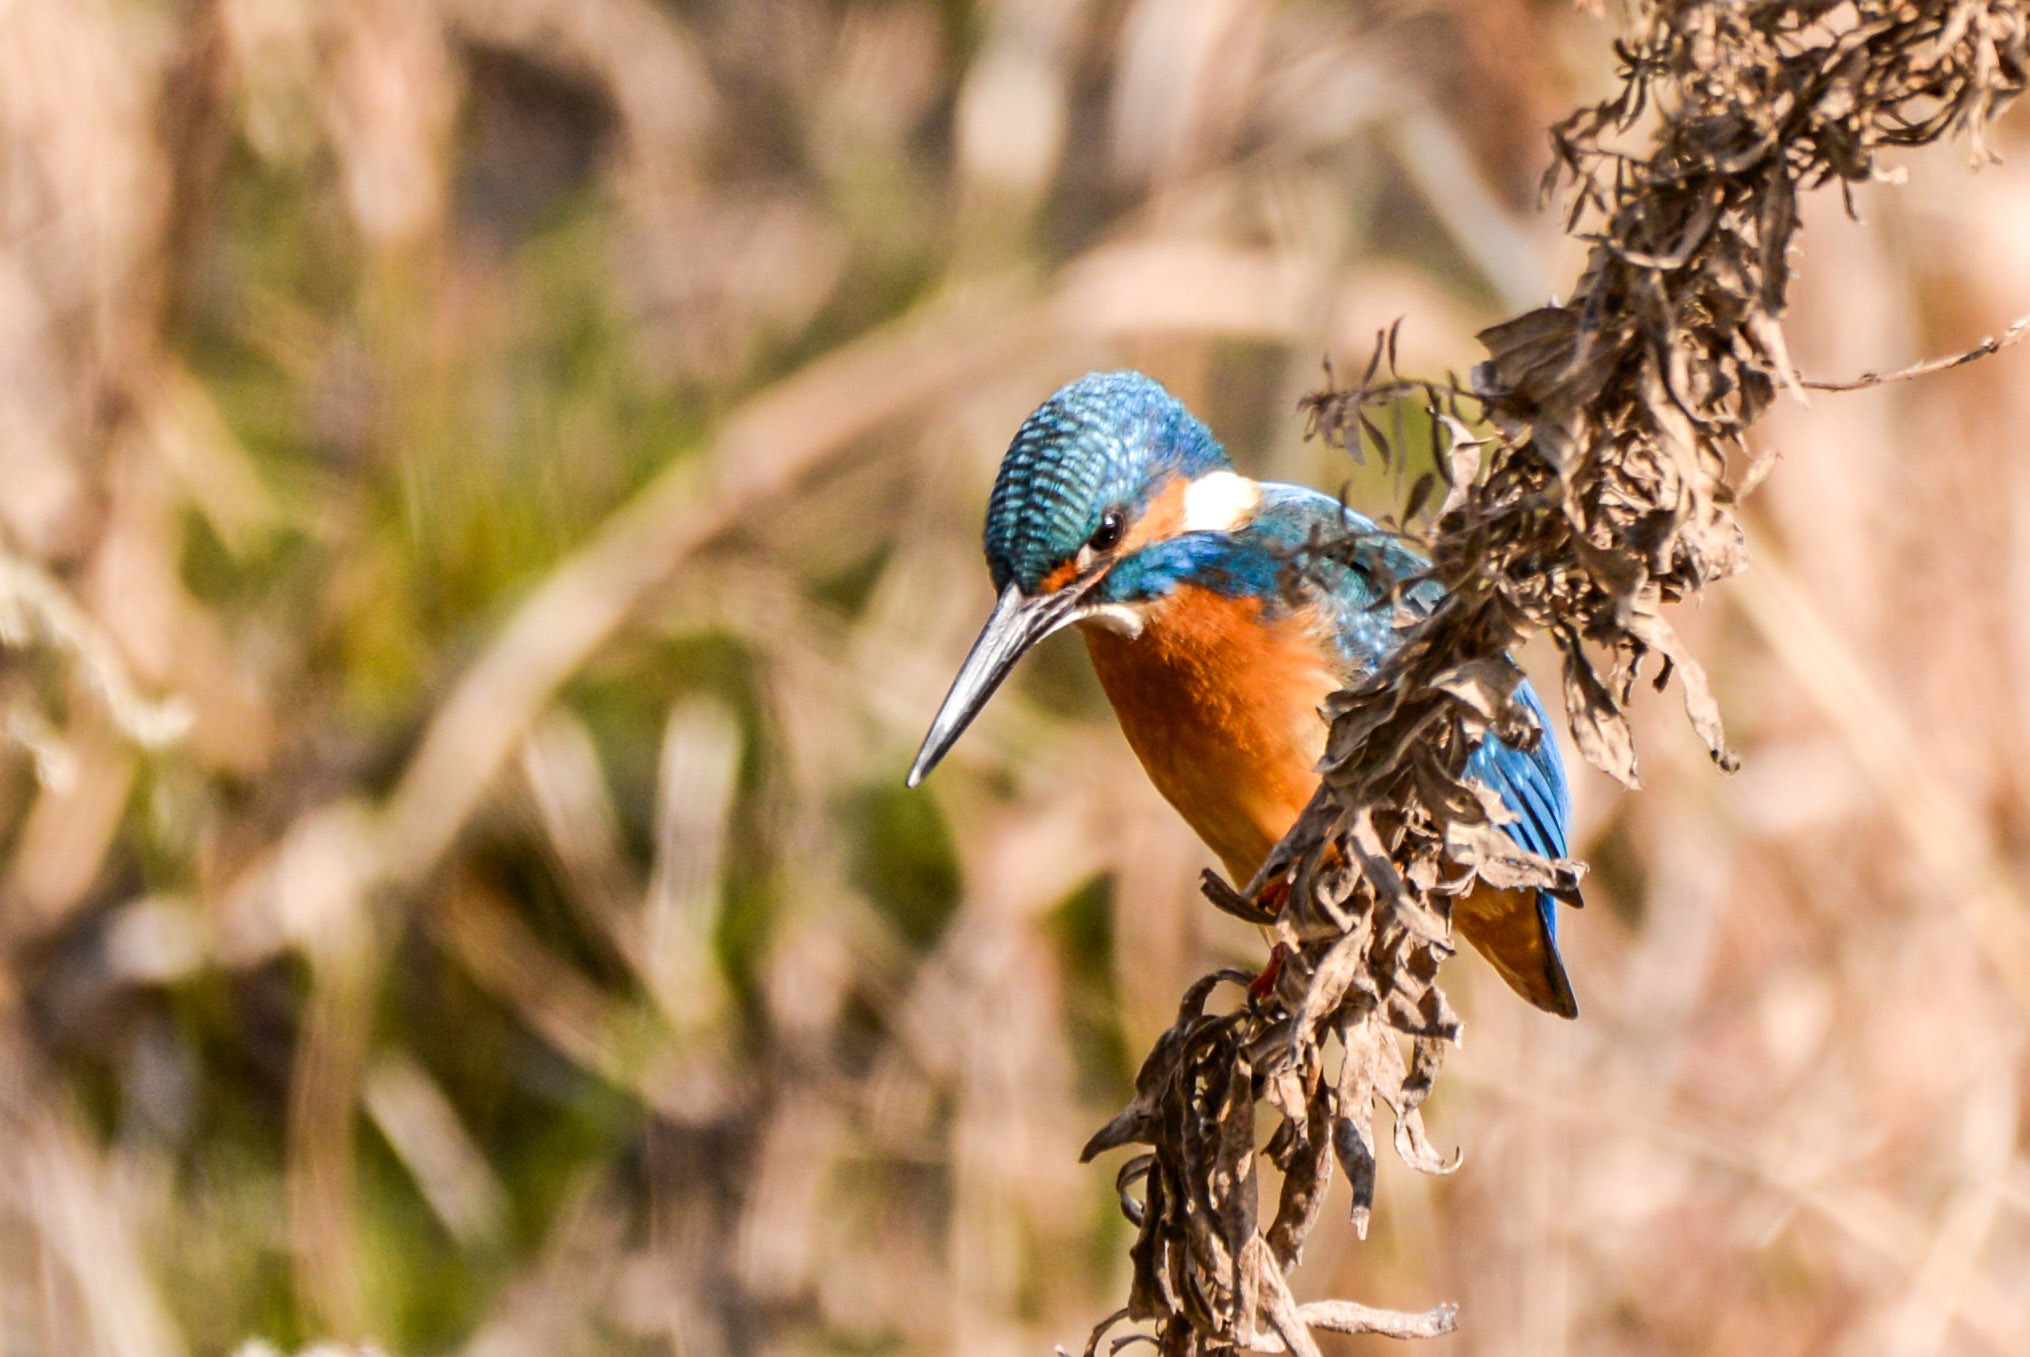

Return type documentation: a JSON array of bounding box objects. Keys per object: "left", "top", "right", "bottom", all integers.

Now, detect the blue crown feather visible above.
[{"left": 984, "top": 372, "right": 1228, "bottom": 593}]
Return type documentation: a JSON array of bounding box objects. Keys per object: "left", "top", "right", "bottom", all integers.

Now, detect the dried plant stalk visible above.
[
  {"left": 1082, "top": 3, "right": 2028, "bottom": 1350},
  {"left": 0, "top": 552, "right": 192, "bottom": 757}
]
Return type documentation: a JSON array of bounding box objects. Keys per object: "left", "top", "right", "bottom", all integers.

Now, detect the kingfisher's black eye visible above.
[{"left": 1088, "top": 510, "right": 1126, "bottom": 552}]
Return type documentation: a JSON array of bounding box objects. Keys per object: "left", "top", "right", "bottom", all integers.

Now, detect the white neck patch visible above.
[
  {"left": 1181, "top": 470, "right": 1262, "bottom": 533},
  {"left": 1075, "top": 602, "right": 1146, "bottom": 639}
]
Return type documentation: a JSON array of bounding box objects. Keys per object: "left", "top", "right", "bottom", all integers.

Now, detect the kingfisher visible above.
[{"left": 907, "top": 371, "right": 1579, "bottom": 1017}]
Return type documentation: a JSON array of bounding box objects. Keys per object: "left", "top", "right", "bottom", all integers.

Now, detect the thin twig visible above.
[{"left": 1801, "top": 309, "right": 2030, "bottom": 390}]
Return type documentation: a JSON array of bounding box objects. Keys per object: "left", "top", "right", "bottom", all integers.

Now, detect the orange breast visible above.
[{"left": 1080, "top": 586, "right": 1338, "bottom": 884}]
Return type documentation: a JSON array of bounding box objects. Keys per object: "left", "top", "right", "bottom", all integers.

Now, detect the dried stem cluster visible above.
[{"left": 1086, "top": 3, "right": 2029, "bottom": 1352}]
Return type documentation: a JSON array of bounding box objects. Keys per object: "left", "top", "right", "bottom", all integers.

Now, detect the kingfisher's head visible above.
[
  {"left": 982, "top": 371, "right": 1228, "bottom": 593},
  {"left": 908, "top": 371, "right": 1261, "bottom": 786}
]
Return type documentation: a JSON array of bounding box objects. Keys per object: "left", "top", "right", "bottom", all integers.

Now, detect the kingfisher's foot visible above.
[
  {"left": 1253, "top": 872, "right": 1292, "bottom": 916},
  {"left": 1248, "top": 943, "right": 1289, "bottom": 1002}
]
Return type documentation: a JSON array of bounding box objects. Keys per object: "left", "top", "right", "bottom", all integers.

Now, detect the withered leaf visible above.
[
  {"left": 1621, "top": 600, "right": 1740, "bottom": 770},
  {"left": 1428, "top": 657, "right": 1521, "bottom": 725},
  {"left": 1117, "top": 1154, "right": 1154, "bottom": 1228},
  {"left": 1242, "top": 1237, "right": 1325, "bottom": 1357},
  {"left": 1210, "top": 1057, "right": 1257, "bottom": 1315},
  {"left": 1332, "top": 1012, "right": 1385, "bottom": 1240},
  {"left": 1403, "top": 470, "right": 1437, "bottom": 524},
  {"left": 1126, "top": 1165, "right": 1172, "bottom": 1321},
  {"left": 1082, "top": 971, "right": 1251, "bottom": 1162},
  {"left": 1266, "top": 1072, "right": 1335, "bottom": 1271},
  {"left": 1560, "top": 640, "right": 1642, "bottom": 788},
  {"left": 1367, "top": 1030, "right": 1458, "bottom": 1176},
  {"left": 1289, "top": 930, "right": 1368, "bottom": 1057},
  {"left": 1393, "top": 1108, "right": 1461, "bottom": 1178},
  {"left": 1198, "top": 869, "right": 1277, "bottom": 925}
]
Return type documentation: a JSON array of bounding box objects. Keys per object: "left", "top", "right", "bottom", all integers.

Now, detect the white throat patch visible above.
[
  {"left": 1076, "top": 603, "right": 1146, "bottom": 639},
  {"left": 1181, "top": 471, "right": 1262, "bottom": 533}
]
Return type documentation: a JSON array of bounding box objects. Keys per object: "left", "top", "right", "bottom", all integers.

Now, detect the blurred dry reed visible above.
[{"left": 2, "top": 2, "right": 2030, "bottom": 1356}]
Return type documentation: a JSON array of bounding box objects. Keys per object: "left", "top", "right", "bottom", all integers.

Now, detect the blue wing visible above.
[
  {"left": 1465, "top": 680, "right": 1570, "bottom": 868},
  {"left": 1242, "top": 484, "right": 1441, "bottom": 668},
  {"left": 1460, "top": 680, "right": 1579, "bottom": 1016}
]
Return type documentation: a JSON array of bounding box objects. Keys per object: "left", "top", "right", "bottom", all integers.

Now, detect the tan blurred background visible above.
[{"left": 2, "top": 0, "right": 2029, "bottom": 1354}]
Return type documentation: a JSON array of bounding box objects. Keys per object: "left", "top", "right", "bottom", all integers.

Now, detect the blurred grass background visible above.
[{"left": 4, "top": 1, "right": 2030, "bottom": 1354}]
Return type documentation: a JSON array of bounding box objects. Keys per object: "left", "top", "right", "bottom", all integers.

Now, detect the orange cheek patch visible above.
[
  {"left": 1118, "top": 476, "right": 1189, "bottom": 555},
  {"left": 1040, "top": 560, "right": 1081, "bottom": 593}
]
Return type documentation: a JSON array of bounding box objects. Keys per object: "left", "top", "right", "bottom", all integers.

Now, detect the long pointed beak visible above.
[{"left": 907, "top": 583, "right": 1089, "bottom": 787}]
